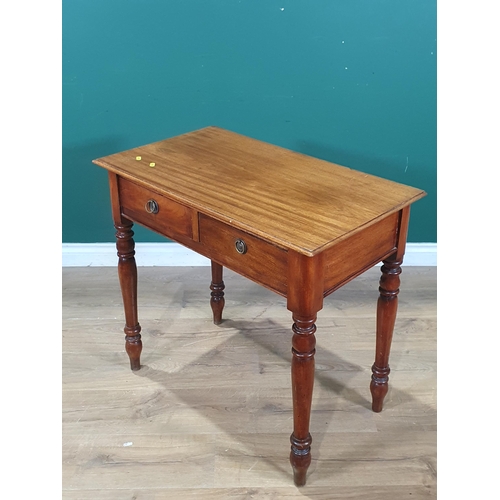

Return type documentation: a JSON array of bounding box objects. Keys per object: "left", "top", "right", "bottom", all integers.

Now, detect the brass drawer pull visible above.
[
  {"left": 235, "top": 239, "right": 247, "bottom": 254},
  {"left": 145, "top": 199, "right": 159, "bottom": 214}
]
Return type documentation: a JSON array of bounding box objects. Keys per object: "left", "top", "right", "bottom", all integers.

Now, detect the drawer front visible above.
[
  {"left": 118, "top": 177, "right": 196, "bottom": 240},
  {"left": 199, "top": 214, "right": 288, "bottom": 296}
]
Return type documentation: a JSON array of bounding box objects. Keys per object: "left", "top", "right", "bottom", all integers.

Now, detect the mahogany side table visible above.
[{"left": 93, "top": 126, "right": 426, "bottom": 486}]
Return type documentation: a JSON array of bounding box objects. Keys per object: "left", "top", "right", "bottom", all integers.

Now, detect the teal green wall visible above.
[{"left": 63, "top": 0, "right": 436, "bottom": 243}]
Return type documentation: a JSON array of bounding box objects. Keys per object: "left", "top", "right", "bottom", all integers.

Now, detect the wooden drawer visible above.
[
  {"left": 118, "top": 177, "right": 197, "bottom": 240},
  {"left": 199, "top": 214, "right": 288, "bottom": 296}
]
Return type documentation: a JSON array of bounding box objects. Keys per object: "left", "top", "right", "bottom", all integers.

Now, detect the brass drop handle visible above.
[
  {"left": 235, "top": 239, "right": 247, "bottom": 254},
  {"left": 145, "top": 199, "right": 159, "bottom": 214}
]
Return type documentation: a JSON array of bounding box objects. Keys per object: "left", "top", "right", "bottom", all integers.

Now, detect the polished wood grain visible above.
[
  {"left": 62, "top": 265, "right": 437, "bottom": 498},
  {"left": 93, "top": 126, "right": 425, "bottom": 256},
  {"left": 94, "top": 128, "right": 426, "bottom": 486}
]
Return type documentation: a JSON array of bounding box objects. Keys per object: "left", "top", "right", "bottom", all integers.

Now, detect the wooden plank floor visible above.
[{"left": 62, "top": 265, "right": 436, "bottom": 499}]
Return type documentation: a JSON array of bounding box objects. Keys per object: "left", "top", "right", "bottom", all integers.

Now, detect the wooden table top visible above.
[{"left": 94, "top": 126, "right": 425, "bottom": 256}]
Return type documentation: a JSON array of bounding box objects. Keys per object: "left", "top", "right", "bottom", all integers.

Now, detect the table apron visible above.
[
  {"left": 322, "top": 211, "right": 400, "bottom": 296},
  {"left": 115, "top": 177, "right": 402, "bottom": 301}
]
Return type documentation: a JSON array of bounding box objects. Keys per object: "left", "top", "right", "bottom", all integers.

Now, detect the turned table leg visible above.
[
  {"left": 370, "top": 256, "right": 402, "bottom": 412},
  {"left": 290, "top": 313, "right": 316, "bottom": 486},
  {"left": 210, "top": 261, "right": 225, "bottom": 325},
  {"left": 286, "top": 251, "right": 323, "bottom": 487},
  {"left": 115, "top": 220, "right": 142, "bottom": 371}
]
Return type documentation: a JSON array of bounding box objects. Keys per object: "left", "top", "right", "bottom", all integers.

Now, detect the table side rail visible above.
[{"left": 322, "top": 211, "right": 400, "bottom": 297}]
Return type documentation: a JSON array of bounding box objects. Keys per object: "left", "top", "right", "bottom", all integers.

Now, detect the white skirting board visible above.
[{"left": 62, "top": 242, "right": 437, "bottom": 267}]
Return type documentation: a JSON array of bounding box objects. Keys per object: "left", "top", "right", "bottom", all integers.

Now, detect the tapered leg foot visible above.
[
  {"left": 115, "top": 221, "right": 142, "bottom": 371},
  {"left": 210, "top": 261, "right": 225, "bottom": 325},
  {"left": 290, "top": 434, "right": 312, "bottom": 487},
  {"left": 125, "top": 327, "right": 142, "bottom": 371},
  {"left": 370, "top": 365, "right": 390, "bottom": 412},
  {"left": 290, "top": 315, "right": 316, "bottom": 486},
  {"left": 370, "top": 257, "right": 402, "bottom": 412}
]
